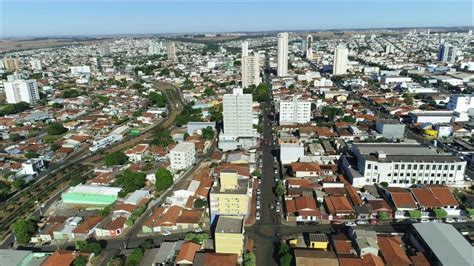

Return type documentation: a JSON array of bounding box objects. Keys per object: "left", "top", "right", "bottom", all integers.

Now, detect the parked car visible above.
[
  {"left": 256, "top": 212, "right": 261, "bottom": 220},
  {"left": 420, "top": 219, "right": 430, "bottom": 223},
  {"left": 457, "top": 218, "right": 467, "bottom": 223},
  {"left": 162, "top": 230, "right": 172, "bottom": 236},
  {"left": 256, "top": 202, "right": 261, "bottom": 209},
  {"left": 194, "top": 228, "right": 203, "bottom": 233},
  {"left": 444, "top": 218, "right": 455, "bottom": 223},
  {"left": 331, "top": 220, "right": 342, "bottom": 225},
  {"left": 345, "top": 222, "right": 357, "bottom": 227},
  {"left": 276, "top": 205, "right": 281, "bottom": 213},
  {"left": 356, "top": 220, "right": 368, "bottom": 225}
]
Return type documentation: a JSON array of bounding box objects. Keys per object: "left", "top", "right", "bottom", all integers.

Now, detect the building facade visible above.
[
  {"left": 241, "top": 52, "right": 260, "bottom": 88},
  {"left": 279, "top": 95, "right": 312, "bottom": 125},
  {"left": 333, "top": 46, "right": 348, "bottom": 75},
  {"left": 438, "top": 44, "right": 457, "bottom": 64},
  {"left": 170, "top": 142, "right": 196, "bottom": 170},
  {"left": 4, "top": 79, "right": 40, "bottom": 104},
  {"left": 222, "top": 88, "right": 253, "bottom": 139},
  {"left": 277, "top": 32, "right": 289, "bottom": 77}
]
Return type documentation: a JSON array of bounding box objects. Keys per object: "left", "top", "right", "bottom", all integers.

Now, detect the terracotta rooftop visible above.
[
  {"left": 291, "top": 162, "right": 321, "bottom": 172},
  {"left": 176, "top": 241, "right": 202, "bottom": 264},
  {"left": 427, "top": 186, "right": 459, "bottom": 207},
  {"left": 410, "top": 188, "right": 443, "bottom": 208},
  {"left": 362, "top": 253, "right": 384, "bottom": 266},
  {"left": 377, "top": 235, "right": 411, "bottom": 266},
  {"left": 106, "top": 217, "right": 127, "bottom": 230},
  {"left": 73, "top": 216, "right": 103, "bottom": 234},
  {"left": 389, "top": 189, "right": 417, "bottom": 209},
  {"left": 42, "top": 250, "right": 76, "bottom": 266},
  {"left": 324, "top": 195, "right": 353, "bottom": 214}
]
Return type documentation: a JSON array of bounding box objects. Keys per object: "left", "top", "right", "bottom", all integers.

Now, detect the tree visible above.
[
  {"left": 62, "top": 89, "right": 81, "bottom": 98},
  {"left": 47, "top": 123, "right": 68, "bottom": 135},
  {"left": 150, "top": 127, "right": 174, "bottom": 147},
  {"left": 13, "top": 219, "right": 36, "bottom": 244},
  {"left": 183, "top": 132, "right": 190, "bottom": 141},
  {"left": 251, "top": 170, "right": 262, "bottom": 178},
  {"left": 279, "top": 243, "right": 292, "bottom": 266},
  {"left": 408, "top": 210, "right": 421, "bottom": 219},
  {"left": 148, "top": 91, "right": 167, "bottom": 108},
  {"left": 52, "top": 102, "right": 63, "bottom": 109},
  {"left": 321, "top": 106, "right": 344, "bottom": 120},
  {"left": 340, "top": 116, "right": 356, "bottom": 123},
  {"left": 244, "top": 252, "right": 256, "bottom": 266},
  {"left": 194, "top": 198, "right": 207, "bottom": 208},
  {"left": 155, "top": 168, "right": 173, "bottom": 191},
  {"left": 9, "top": 133, "right": 22, "bottom": 142},
  {"left": 126, "top": 248, "right": 144, "bottom": 266},
  {"left": 73, "top": 256, "right": 89, "bottom": 266},
  {"left": 105, "top": 151, "right": 128, "bottom": 166},
  {"left": 114, "top": 170, "right": 146, "bottom": 195},
  {"left": 377, "top": 211, "right": 389, "bottom": 221},
  {"left": 50, "top": 143, "right": 61, "bottom": 152},
  {"left": 433, "top": 208, "right": 448, "bottom": 219},
  {"left": 275, "top": 180, "right": 286, "bottom": 197},
  {"left": 11, "top": 177, "right": 26, "bottom": 190},
  {"left": 25, "top": 151, "right": 40, "bottom": 159},
  {"left": 76, "top": 240, "right": 102, "bottom": 256},
  {"left": 379, "top": 182, "right": 389, "bottom": 188},
  {"left": 203, "top": 87, "right": 216, "bottom": 96},
  {"left": 254, "top": 83, "right": 270, "bottom": 102},
  {"left": 201, "top": 126, "right": 215, "bottom": 140}
]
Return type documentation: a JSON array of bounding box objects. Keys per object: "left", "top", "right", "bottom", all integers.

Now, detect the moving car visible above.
[
  {"left": 162, "top": 230, "right": 172, "bottom": 236},
  {"left": 420, "top": 218, "right": 429, "bottom": 223},
  {"left": 444, "top": 218, "right": 455, "bottom": 223}
]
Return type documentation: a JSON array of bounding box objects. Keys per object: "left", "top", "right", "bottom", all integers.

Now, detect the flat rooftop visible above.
[
  {"left": 65, "top": 185, "right": 122, "bottom": 196},
  {"left": 215, "top": 216, "right": 243, "bottom": 234},
  {"left": 412, "top": 223, "right": 473, "bottom": 266},
  {"left": 172, "top": 142, "right": 195, "bottom": 152},
  {"left": 354, "top": 143, "right": 439, "bottom": 156}
]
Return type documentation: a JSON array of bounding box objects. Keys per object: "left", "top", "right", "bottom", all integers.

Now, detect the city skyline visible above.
[{"left": 2, "top": 1, "right": 473, "bottom": 38}]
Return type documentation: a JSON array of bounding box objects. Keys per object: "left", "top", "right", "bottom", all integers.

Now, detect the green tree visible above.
[
  {"left": 50, "top": 143, "right": 61, "bottom": 151},
  {"left": 408, "top": 210, "right": 421, "bottom": 219},
  {"left": 433, "top": 208, "right": 448, "bottom": 219},
  {"left": 203, "top": 87, "right": 216, "bottom": 96},
  {"left": 321, "top": 106, "right": 344, "bottom": 120},
  {"left": 275, "top": 180, "right": 286, "bottom": 197},
  {"left": 148, "top": 92, "right": 167, "bottom": 108},
  {"left": 13, "top": 219, "right": 36, "bottom": 245},
  {"left": 125, "top": 248, "right": 144, "bottom": 266},
  {"left": 340, "top": 116, "right": 356, "bottom": 123},
  {"left": 252, "top": 170, "right": 262, "bottom": 178},
  {"left": 9, "top": 133, "right": 22, "bottom": 142},
  {"left": 194, "top": 198, "right": 207, "bottom": 208},
  {"left": 201, "top": 126, "right": 215, "bottom": 140},
  {"left": 52, "top": 102, "right": 63, "bottom": 109},
  {"left": 279, "top": 243, "right": 292, "bottom": 266},
  {"left": 73, "top": 255, "right": 89, "bottom": 266},
  {"left": 380, "top": 182, "right": 389, "bottom": 188},
  {"left": 150, "top": 127, "right": 174, "bottom": 147},
  {"left": 62, "top": 89, "right": 81, "bottom": 98},
  {"left": 155, "top": 168, "right": 173, "bottom": 191},
  {"left": 244, "top": 252, "right": 256, "bottom": 266},
  {"left": 46, "top": 122, "right": 68, "bottom": 135},
  {"left": 377, "top": 211, "right": 389, "bottom": 221},
  {"left": 11, "top": 177, "right": 26, "bottom": 190},
  {"left": 76, "top": 241, "right": 102, "bottom": 256},
  {"left": 105, "top": 151, "right": 128, "bottom": 166},
  {"left": 114, "top": 170, "right": 146, "bottom": 195},
  {"left": 183, "top": 133, "right": 190, "bottom": 141},
  {"left": 25, "top": 151, "right": 40, "bottom": 159}
]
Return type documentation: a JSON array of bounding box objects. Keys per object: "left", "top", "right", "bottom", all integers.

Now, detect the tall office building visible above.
[
  {"left": 148, "top": 41, "right": 161, "bottom": 55},
  {"left": 4, "top": 79, "right": 40, "bottom": 104},
  {"left": 277, "top": 32, "right": 289, "bottom": 77},
  {"left": 438, "top": 44, "right": 457, "bottom": 64},
  {"left": 306, "top": 34, "right": 313, "bottom": 59},
  {"left": 3, "top": 58, "right": 20, "bottom": 71},
  {"left": 99, "top": 43, "right": 111, "bottom": 56},
  {"left": 166, "top": 42, "right": 177, "bottom": 62},
  {"left": 279, "top": 95, "right": 312, "bottom": 125},
  {"left": 30, "top": 59, "right": 42, "bottom": 71},
  {"left": 242, "top": 52, "right": 260, "bottom": 88},
  {"left": 333, "top": 46, "right": 348, "bottom": 75},
  {"left": 222, "top": 88, "right": 253, "bottom": 138},
  {"left": 241, "top": 41, "right": 249, "bottom": 57}
]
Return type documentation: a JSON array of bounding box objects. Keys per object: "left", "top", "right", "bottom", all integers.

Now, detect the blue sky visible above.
[{"left": 1, "top": 1, "right": 473, "bottom": 38}]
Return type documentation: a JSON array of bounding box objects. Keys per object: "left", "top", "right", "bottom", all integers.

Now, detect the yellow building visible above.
[
  {"left": 209, "top": 170, "right": 252, "bottom": 223},
  {"left": 423, "top": 128, "right": 437, "bottom": 138},
  {"left": 309, "top": 233, "right": 329, "bottom": 250},
  {"left": 3, "top": 58, "right": 20, "bottom": 71},
  {"left": 214, "top": 216, "right": 245, "bottom": 255}
]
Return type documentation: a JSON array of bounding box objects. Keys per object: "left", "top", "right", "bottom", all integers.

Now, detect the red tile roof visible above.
[
  {"left": 291, "top": 162, "right": 321, "bottom": 172},
  {"left": 176, "top": 242, "right": 201, "bottom": 264},
  {"left": 428, "top": 186, "right": 459, "bottom": 207},
  {"left": 203, "top": 253, "right": 238, "bottom": 266},
  {"left": 377, "top": 236, "right": 411, "bottom": 266},
  {"left": 410, "top": 188, "right": 443, "bottom": 208},
  {"left": 73, "top": 216, "right": 103, "bottom": 234},
  {"left": 324, "top": 195, "right": 353, "bottom": 215},
  {"left": 389, "top": 189, "right": 417, "bottom": 209}
]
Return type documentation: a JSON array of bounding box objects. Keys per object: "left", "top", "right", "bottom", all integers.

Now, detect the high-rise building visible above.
[
  {"left": 333, "top": 46, "right": 348, "bottom": 75},
  {"left": 3, "top": 58, "right": 20, "bottom": 71},
  {"left": 30, "top": 59, "right": 42, "bottom": 71},
  {"left": 278, "top": 95, "right": 312, "bottom": 125},
  {"left": 277, "top": 32, "right": 289, "bottom": 77},
  {"left": 4, "top": 79, "right": 40, "bottom": 104},
  {"left": 166, "top": 42, "right": 177, "bottom": 62},
  {"left": 148, "top": 41, "right": 161, "bottom": 55},
  {"left": 222, "top": 88, "right": 253, "bottom": 138},
  {"left": 170, "top": 142, "right": 196, "bottom": 170},
  {"left": 241, "top": 52, "right": 260, "bottom": 88},
  {"left": 241, "top": 41, "right": 248, "bottom": 57},
  {"left": 306, "top": 34, "right": 313, "bottom": 59},
  {"left": 99, "top": 43, "right": 110, "bottom": 56},
  {"left": 438, "top": 44, "right": 457, "bottom": 64}
]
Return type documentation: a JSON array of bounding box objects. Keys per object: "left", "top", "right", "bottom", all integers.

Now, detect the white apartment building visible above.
[
  {"left": 333, "top": 46, "right": 348, "bottom": 75},
  {"left": 166, "top": 42, "right": 177, "bottom": 62},
  {"left": 148, "top": 42, "right": 161, "bottom": 55},
  {"left": 242, "top": 52, "right": 260, "bottom": 88},
  {"left": 277, "top": 32, "right": 289, "bottom": 77},
  {"left": 241, "top": 41, "right": 248, "bottom": 57},
  {"left": 222, "top": 88, "right": 253, "bottom": 138},
  {"left": 279, "top": 95, "right": 312, "bottom": 125},
  {"left": 30, "top": 59, "right": 42, "bottom": 71},
  {"left": 170, "top": 142, "right": 196, "bottom": 170},
  {"left": 343, "top": 143, "right": 466, "bottom": 187},
  {"left": 447, "top": 94, "right": 474, "bottom": 113},
  {"left": 70, "top": 65, "right": 91, "bottom": 76},
  {"left": 306, "top": 34, "right": 313, "bottom": 59},
  {"left": 314, "top": 78, "right": 333, "bottom": 87},
  {"left": 4, "top": 79, "right": 40, "bottom": 104}
]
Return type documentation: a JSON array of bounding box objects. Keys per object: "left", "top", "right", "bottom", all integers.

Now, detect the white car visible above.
[
  {"left": 256, "top": 202, "right": 261, "bottom": 209},
  {"left": 356, "top": 220, "right": 368, "bottom": 225},
  {"left": 276, "top": 205, "right": 281, "bottom": 213},
  {"left": 457, "top": 218, "right": 467, "bottom": 223},
  {"left": 194, "top": 228, "right": 203, "bottom": 233},
  {"left": 162, "top": 230, "right": 172, "bottom": 236},
  {"left": 420, "top": 219, "right": 430, "bottom": 223},
  {"left": 258, "top": 179, "right": 261, "bottom": 184},
  {"left": 256, "top": 212, "right": 261, "bottom": 220},
  {"left": 257, "top": 189, "right": 261, "bottom": 195},
  {"left": 345, "top": 222, "right": 356, "bottom": 227},
  {"left": 445, "top": 218, "right": 455, "bottom": 223}
]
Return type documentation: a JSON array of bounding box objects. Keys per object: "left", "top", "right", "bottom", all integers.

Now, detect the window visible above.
[
  {"left": 420, "top": 165, "right": 424, "bottom": 170},
  {"left": 444, "top": 165, "right": 448, "bottom": 170},
  {"left": 408, "top": 165, "right": 412, "bottom": 170},
  {"left": 395, "top": 164, "right": 399, "bottom": 170},
  {"left": 374, "top": 165, "right": 378, "bottom": 170},
  {"left": 414, "top": 165, "right": 418, "bottom": 170},
  {"left": 457, "top": 165, "right": 462, "bottom": 171},
  {"left": 401, "top": 165, "right": 405, "bottom": 170},
  {"left": 451, "top": 165, "right": 454, "bottom": 170},
  {"left": 438, "top": 165, "right": 442, "bottom": 170},
  {"left": 367, "top": 164, "right": 372, "bottom": 170}
]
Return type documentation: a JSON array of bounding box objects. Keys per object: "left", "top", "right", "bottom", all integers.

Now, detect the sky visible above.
[{"left": 1, "top": 1, "right": 473, "bottom": 38}]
